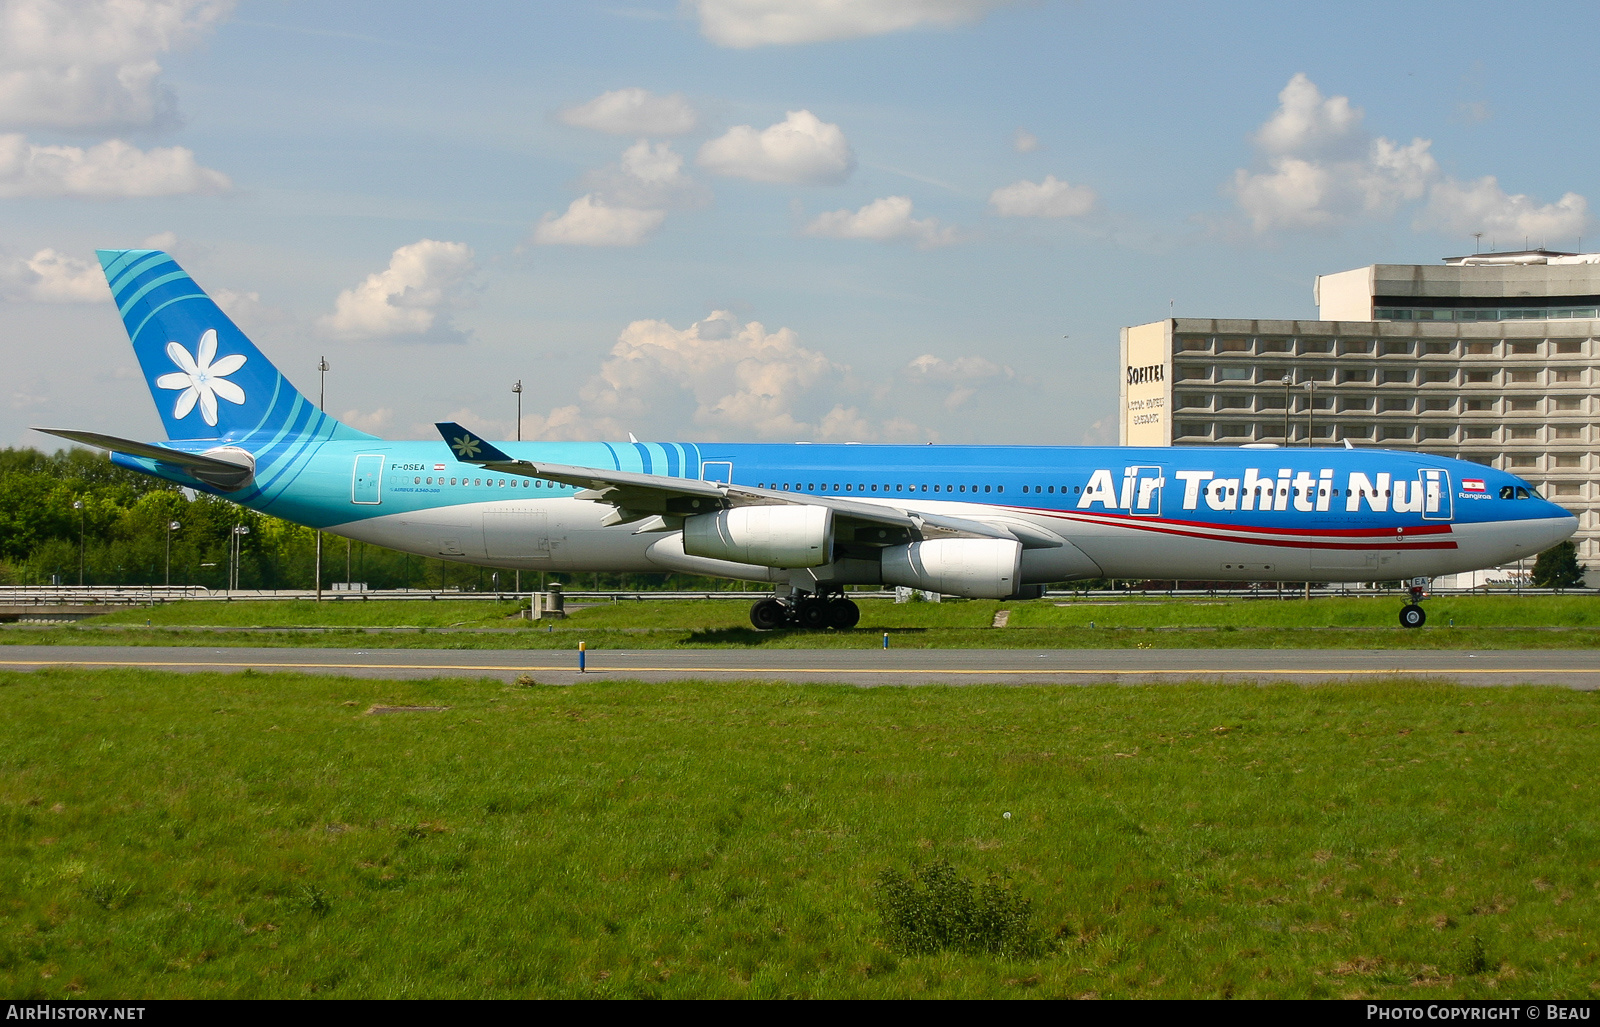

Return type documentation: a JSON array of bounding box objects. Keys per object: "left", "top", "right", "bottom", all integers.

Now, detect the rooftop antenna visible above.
[{"left": 1472, "top": 232, "right": 1483, "bottom": 254}]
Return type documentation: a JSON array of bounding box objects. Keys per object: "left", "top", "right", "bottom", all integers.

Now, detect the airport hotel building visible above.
[{"left": 1119, "top": 251, "right": 1600, "bottom": 567}]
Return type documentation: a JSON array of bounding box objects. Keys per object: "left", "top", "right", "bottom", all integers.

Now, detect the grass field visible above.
[
  {"left": 2, "top": 668, "right": 1598, "bottom": 998},
  {"left": 6, "top": 594, "right": 1600, "bottom": 650}
]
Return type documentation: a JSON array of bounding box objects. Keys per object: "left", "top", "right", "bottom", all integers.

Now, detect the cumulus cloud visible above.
[
  {"left": 557, "top": 87, "right": 697, "bottom": 136},
  {"left": 0, "top": 247, "right": 104, "bottom": 302},
  {"left": 0, "top": 133, "right": 230, "bottom": 197},
  {"left": 697, "top": 109, "right": 853, "bottom": 185},
  {"left": 535, "top": 140, "right": 706, "bottom": 247},
  {"left": 906, "top": 353, "right": 1014, "bottom": 409},
  {"left": 1012, "top": 127, "right": 1038, "bottom": 153},
  {"left": 989, "top": 175, "right": 1097, "bottom": 218},
  {"left": 1230, "top": 75, "right": 1436, "bottom": 233},
  {"left": 319, "top": 240, "right": 474, "bottom": 341},
  {"left": 0, "top": 0, "right": 233, "bottom": 131},
  {"left": 692, "top": 0, "right": 1014, "bottom": 47},
  {"left": 581, "top": 139, "right": 707, "bottom": 210},
  {"left": 1417, "top": 176, "right": 1589, "bottom": 243},
  {"left": 533, "top": 194, "right": 668, "bottom": 247},
  {"left": 1228, "top": 73, "right": 1589, "bottom": 241},
  {"left": 804, "top": 195, "right": 955, "bottom": 247},
  {"left": 516, "top": 310, "right": 930, "bottom": 442}
]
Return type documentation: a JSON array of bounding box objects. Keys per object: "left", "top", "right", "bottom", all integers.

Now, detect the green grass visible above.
[
  {"left": 7, "top": 595, "right": 1600, "bottom": 650},
  {"left": 2, "top": 670, "right": 1597, "bottom": 997}
]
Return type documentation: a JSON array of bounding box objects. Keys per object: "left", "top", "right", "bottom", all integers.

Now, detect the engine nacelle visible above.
[
  {"left": 682, "top": 505, "right": 833, "bottom": 568},
  {"left": 881, "top": 538, "right": 1022, "bottom": 599}
]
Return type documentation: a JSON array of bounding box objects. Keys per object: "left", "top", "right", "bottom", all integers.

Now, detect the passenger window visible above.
[{"left": 984, "top": 485, "right": 992, "bottom": 493}]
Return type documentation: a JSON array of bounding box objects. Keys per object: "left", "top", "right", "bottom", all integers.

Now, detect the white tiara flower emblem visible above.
[{"left": 156, "top": 329, "right": 247, "bottom": 427}]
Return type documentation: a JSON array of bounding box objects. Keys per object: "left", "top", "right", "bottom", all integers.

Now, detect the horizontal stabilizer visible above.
[{"left": 32, "top": 427, "right": 256, "bottom": 492}]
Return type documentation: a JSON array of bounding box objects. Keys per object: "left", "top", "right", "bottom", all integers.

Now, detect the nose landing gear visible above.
[
  {"left": 749, "top": 591, "right": 860, "bottom": 630},
  {"left": 1398, "top": 577, "right": 1429, "bottom": 628}
]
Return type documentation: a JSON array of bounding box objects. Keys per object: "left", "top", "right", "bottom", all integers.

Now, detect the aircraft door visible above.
[
  {"left": 1420, "top": 468, "right": 1453, "bottom": 520},
  {"left": 702, "top": 461, "right": 733, "bottom": 484},
  {"left": 1122, "top": 464, "right": 1166, "bottom": 518},
  {"left": 352, "top": 455, "right": 383, "bottom": 505}
]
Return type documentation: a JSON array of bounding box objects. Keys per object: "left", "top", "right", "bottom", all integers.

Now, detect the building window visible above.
[
  {"left": 1556, "top": 397, "right": 1583, "bottom": 411},
  {"left": 1555, "top": 454, "right": 1583, "bottom": 468},
  {"left": 1422, "top": 426, "right": 1454, "bottom": 440},
  {"left": 1345, "top": 424, "right": 1373, "bottom": 439},
  {"left": 1381, "top": 426, "right": 1413, "bottom": 440},
  {"left": 1178, "top": 393, "right": 1208, "bottom": 409},
  {"left": 1180, "top": 337, "right": 1208, "bottom": 351},
  {"left": 1508, "top": 454, "right": 1537, "bottom": 468},
  {"left": 1177, "top": 422, "right": 1206, "bottom": 437},
  {"left": 1424, "top": 342, "right": 1453, "bottom": 355},
  {"left": 1511, "top": 341, "right": 1539, "bottom": 355},
  {"left": 1466, "top": 370, "right": 1495, "bottom": 383},
  {"left": 1218, "top": 367, "right": 1252, "bottom": 381},
  {"left": 1555, "top": 368, "right": 1582, "bottom": 382},
  {"left": 1423, "top": 370, "right": 1452, "bottom": 383},
  {"left": 1259, "top": 338, "right": 1288, "bottom": 352},
  {"left": 1382, "top": 369, "right": 1412, "bottom": 384},
  {"left": 1341, "top": 397, "right": 1372, "bottom": 411},
  {"left": 1342, "top": 340, "right": 1373, "bottom": 354},
  {"left": 1299, "top": 339, "right": 1330, "bottom": 353},
  {"left": 1508, "top": 398, "right": 1539, "bottom": 411},
  {"left": 1557, "top": 340, "right": 1582, "bottom": 354},
  {"left": 1509, "top": 369, "right": 1538, "bottom": 383},
  {"left": 1342, "top": 369, "right": 1372, "bottom": 383},
  {"left": 1179, "top": 364, "right": 1208, "bottom": 380},
  {"left": 1217, "top": 396, "right": 1251, "bottom": 409},
  {"left": 1423, "top": 398, "right": 1452, "bottom": 411},
  {"left": 1219, "top": 338, "right": 1249, "bottom": 352},
  {"left": 1466, "top": 342, "right": 1495, "bottom": 356},
  {"left": 1555, "top": 426, "right": 1584, "bottom": 440},
  {"left": 1382, "top": 340, "right": 1411, "bottom": 355},
  {"left": 1463, "top": 398, "right": 1494, "bottom": 411},
  {"left": 1554, "top": 482, "right": 1582, "bottom": 496},
  {"left": 1381, "top": 397, "right": 1411, "bottom": 412},
  {"left": 1465, "top": 426, "right": 1495, "bottom": 439}
]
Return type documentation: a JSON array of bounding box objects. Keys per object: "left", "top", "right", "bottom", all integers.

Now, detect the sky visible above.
[{"left": 2, "top": 0, "right": 1596, "bottom": 451}]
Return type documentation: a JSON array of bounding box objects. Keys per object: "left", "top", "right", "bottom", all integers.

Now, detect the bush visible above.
[{"left": 872, "top": 858, "right": 1043, "bottom": 958}]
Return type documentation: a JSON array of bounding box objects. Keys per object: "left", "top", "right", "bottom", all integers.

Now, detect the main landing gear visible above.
[
  {"left": 749, "top": 592, "right": 860, "bottom": 630},
  {"left": 1398, "top": 577, "right": 1429, "bottom": 629}
]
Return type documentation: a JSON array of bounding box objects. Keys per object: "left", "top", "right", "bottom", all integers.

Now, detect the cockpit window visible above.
[
  {"left": 1515, "top": 487, "right": 1531, "bottom": 500},
  {"left": 1500, "top": 486, "right": 1515, "bottom": 500}
]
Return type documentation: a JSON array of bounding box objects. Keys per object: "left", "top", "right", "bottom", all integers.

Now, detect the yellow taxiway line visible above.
[{"left": 0, "top": 658, "right": 1594, "bottom": 676}]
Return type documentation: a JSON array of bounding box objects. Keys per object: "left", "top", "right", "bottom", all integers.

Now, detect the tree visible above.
[{"left": 1531, "top": 540, "right": 1587, "bottom": 589}]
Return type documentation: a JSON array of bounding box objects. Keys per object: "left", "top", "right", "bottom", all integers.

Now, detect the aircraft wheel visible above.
[
  {"left": 827, "top": 597, "right": 861, "bottom": 630},
  {"left": 750, "top": 598, "right": 790, "bottom": 630},
  {"left": 1399, "top": 604, "right": 1426, "bottom": 629},
  {"left": 795, "top": 599, "right": 831, "bottom": 630}
]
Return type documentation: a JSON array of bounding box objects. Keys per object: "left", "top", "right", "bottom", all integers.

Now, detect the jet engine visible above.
[
  {"left": 881, "top": 538, "right": 1022, "bottom": 599},
  {"left": 682, "top": 505, "right": 833, "bottom": 568}
]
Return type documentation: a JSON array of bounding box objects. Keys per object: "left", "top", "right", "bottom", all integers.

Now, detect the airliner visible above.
[{"left": 35, "top": 249, "right": 1578, "bottom": 630}]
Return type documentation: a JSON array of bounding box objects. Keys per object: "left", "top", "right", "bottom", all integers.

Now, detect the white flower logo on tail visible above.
[{"left": 156, "top": 329, "right": 247, "bottom": 426}]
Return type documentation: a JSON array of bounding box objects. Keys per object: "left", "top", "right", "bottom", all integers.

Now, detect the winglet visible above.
[{"left": 436, "top": 422, "right": 513, "bottom": 463}]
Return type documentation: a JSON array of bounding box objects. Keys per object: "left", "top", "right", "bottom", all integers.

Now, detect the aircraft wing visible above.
[{"left": 434, "top": 422, "right": 1035, "bottom": 546}]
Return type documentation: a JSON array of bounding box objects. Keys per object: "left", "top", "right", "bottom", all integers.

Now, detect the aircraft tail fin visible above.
[{"left": 96, "top": 249, "right": 376, "bottom": 444}]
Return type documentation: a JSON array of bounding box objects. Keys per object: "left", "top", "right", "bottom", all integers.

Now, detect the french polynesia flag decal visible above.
[
  {"left": 1463, "top": 478, "right": 1487, "bottom": 492},
  {"left": 433, "top": 463, "right": 446, "bottom": 471}
]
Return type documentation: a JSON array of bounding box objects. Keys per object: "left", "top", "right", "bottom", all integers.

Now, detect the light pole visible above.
[
  {"left": 513, "top": 380, "right": 522, "bottom": 442},
  {"left": 72, "top": 500, "right": 85, "bottom": 586},
  {"left": 231, "top": 525, "right": 250, "bottom": 593},
  {"left": 513, "top": 378, "right": 524, "bottom": 596},
  {"left": 1281, "top": 373, "right": 1292, "bottom": 444},
  {"left": 166, "top": 520, "right": 180, "bottom": 586},
  {"left": 1303, "top": 380, "right": 1318, "bottom": 446},
  {"left": 316, "top": 357, "right": 329, "bottom": 602}
]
